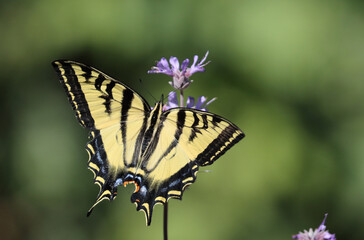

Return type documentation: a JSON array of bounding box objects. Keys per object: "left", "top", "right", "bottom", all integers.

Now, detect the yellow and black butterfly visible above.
[{"left": 52, "top": 60, "right": 245, "bottom": 225}]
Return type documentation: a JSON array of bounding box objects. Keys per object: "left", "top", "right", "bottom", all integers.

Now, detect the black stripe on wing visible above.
[
  {"left": 130, "top": 161, "right": 199, "bottom": 226},
  {"left": 120, "top": 88, "right": 134, "bottom": 166},
  {"left": 177, "top": 108, "right": 245, "bottom": 166},
  {"left": 52, "top": 60, "right": 95, "bottom": 128},
  {"left": 197, "top": 124, "right": 245, "bottom": 166},
  {"left": 86, "top": 130, "right": 132, "bottom": 216},
  {"left": 140, "top": 109, "right": 185, "bottom": 173},
  {"left": 129, "top": 109, "right": 201, "bottom": 225}
]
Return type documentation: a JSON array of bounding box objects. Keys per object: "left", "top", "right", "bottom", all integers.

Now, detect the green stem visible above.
[
  {"left": 163, "top": 202, "right": 168, "bottom": 240},
  {"left": 164, "top": 89, "right": 184, "bottom": 240},
  {"left": 180, "top": 90, "right": 184, "bottom": 107},
  {"left": 163, "top": 90, "right": 184, "bottom": 240}
]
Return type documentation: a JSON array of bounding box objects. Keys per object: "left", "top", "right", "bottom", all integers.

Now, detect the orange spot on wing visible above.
[
  {"left": 134, "top": 183, "right": 140, "bottom": 193},
  {"left": 123, "top": 181, "right": 133, "bottom": 187},
  {"left": 123, "top": 181, "right": 140, "bottom": 193}
]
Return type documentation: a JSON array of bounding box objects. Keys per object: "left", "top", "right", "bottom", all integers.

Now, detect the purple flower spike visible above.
[
  {"left": 186, "top": 97, "right": 195, "bottom": 108},
  {"left": 148, "top": 51, "right": 210, "bottom": 90},
  {"left": 163, "top": 91, "right": 179, "bottom": 111},
  {"left": 150, "top": 58, "right": 172, "bottom": 76},
  {"left": 195, "top": 96, "right": 216, "bottom": 111},
  {"left": 185, "top": 51, "right": 210, "bottom": 77},
  {"left": 186, "top": 95, "right": 216, "bottom": 111},
  {"left": 163, "top": 91, "right": 216, "bottom": 111},
  {"left": 292, "top": 214, "right": 336, "bottom": 240}
]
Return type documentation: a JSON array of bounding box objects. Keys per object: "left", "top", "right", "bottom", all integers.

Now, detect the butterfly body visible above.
[{"left": 52, "top": 60, "right": 244, "bottom": 225}]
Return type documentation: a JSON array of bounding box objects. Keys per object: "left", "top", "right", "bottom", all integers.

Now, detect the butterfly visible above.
[{"left": 52, "top": 60, "right": 245, "bottom": 225}]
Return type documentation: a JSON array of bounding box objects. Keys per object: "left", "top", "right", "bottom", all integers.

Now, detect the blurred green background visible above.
[{"left": 1, "top": 0, "right": 364, "bottom": 239}]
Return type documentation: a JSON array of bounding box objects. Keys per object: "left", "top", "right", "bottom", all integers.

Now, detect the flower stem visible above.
[
  {"left": 162, "top": 90, "right": 184, "bottom": 240},
  {"left": 163, "top": 202, "right": 168, "bottom": 240},
  {"left": 179, "top": 90, "right": 184, "bottom": 107}
]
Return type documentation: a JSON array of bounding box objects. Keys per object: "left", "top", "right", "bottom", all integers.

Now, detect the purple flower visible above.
[
  {"left": 162, "top": 91, "right": 179, "bottom": 111},
  {"left": 186, "top": 95, "right": 216, "bottom": 111},
  {"left": 163, "top": 91, "right": 216, "bottom": 111},
  {"left": 293, "top": 214, "right": 336, "bottom": 240},
  {"left": 148, "top": 51, "right": 210, "bottom": 90}
]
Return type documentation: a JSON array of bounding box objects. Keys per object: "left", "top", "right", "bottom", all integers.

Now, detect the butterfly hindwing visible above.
[
  {"left": 131, "top": 108, "right": 245, "bottom": 225},
  {"left": 52, "top": 60, "right": 151, "bottom": 214}
]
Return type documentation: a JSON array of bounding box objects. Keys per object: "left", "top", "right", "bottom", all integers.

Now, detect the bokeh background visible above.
[{"left": 1, "top": 0, "right": 364, "bottom": 239}]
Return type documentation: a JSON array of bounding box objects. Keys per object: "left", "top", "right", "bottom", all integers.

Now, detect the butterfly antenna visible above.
[
  {"left": 139, "top": 78, "right": 157, "bottom": 102},
  {"left": 162, "top": 94, "right": 169, "bottom": 103}
]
